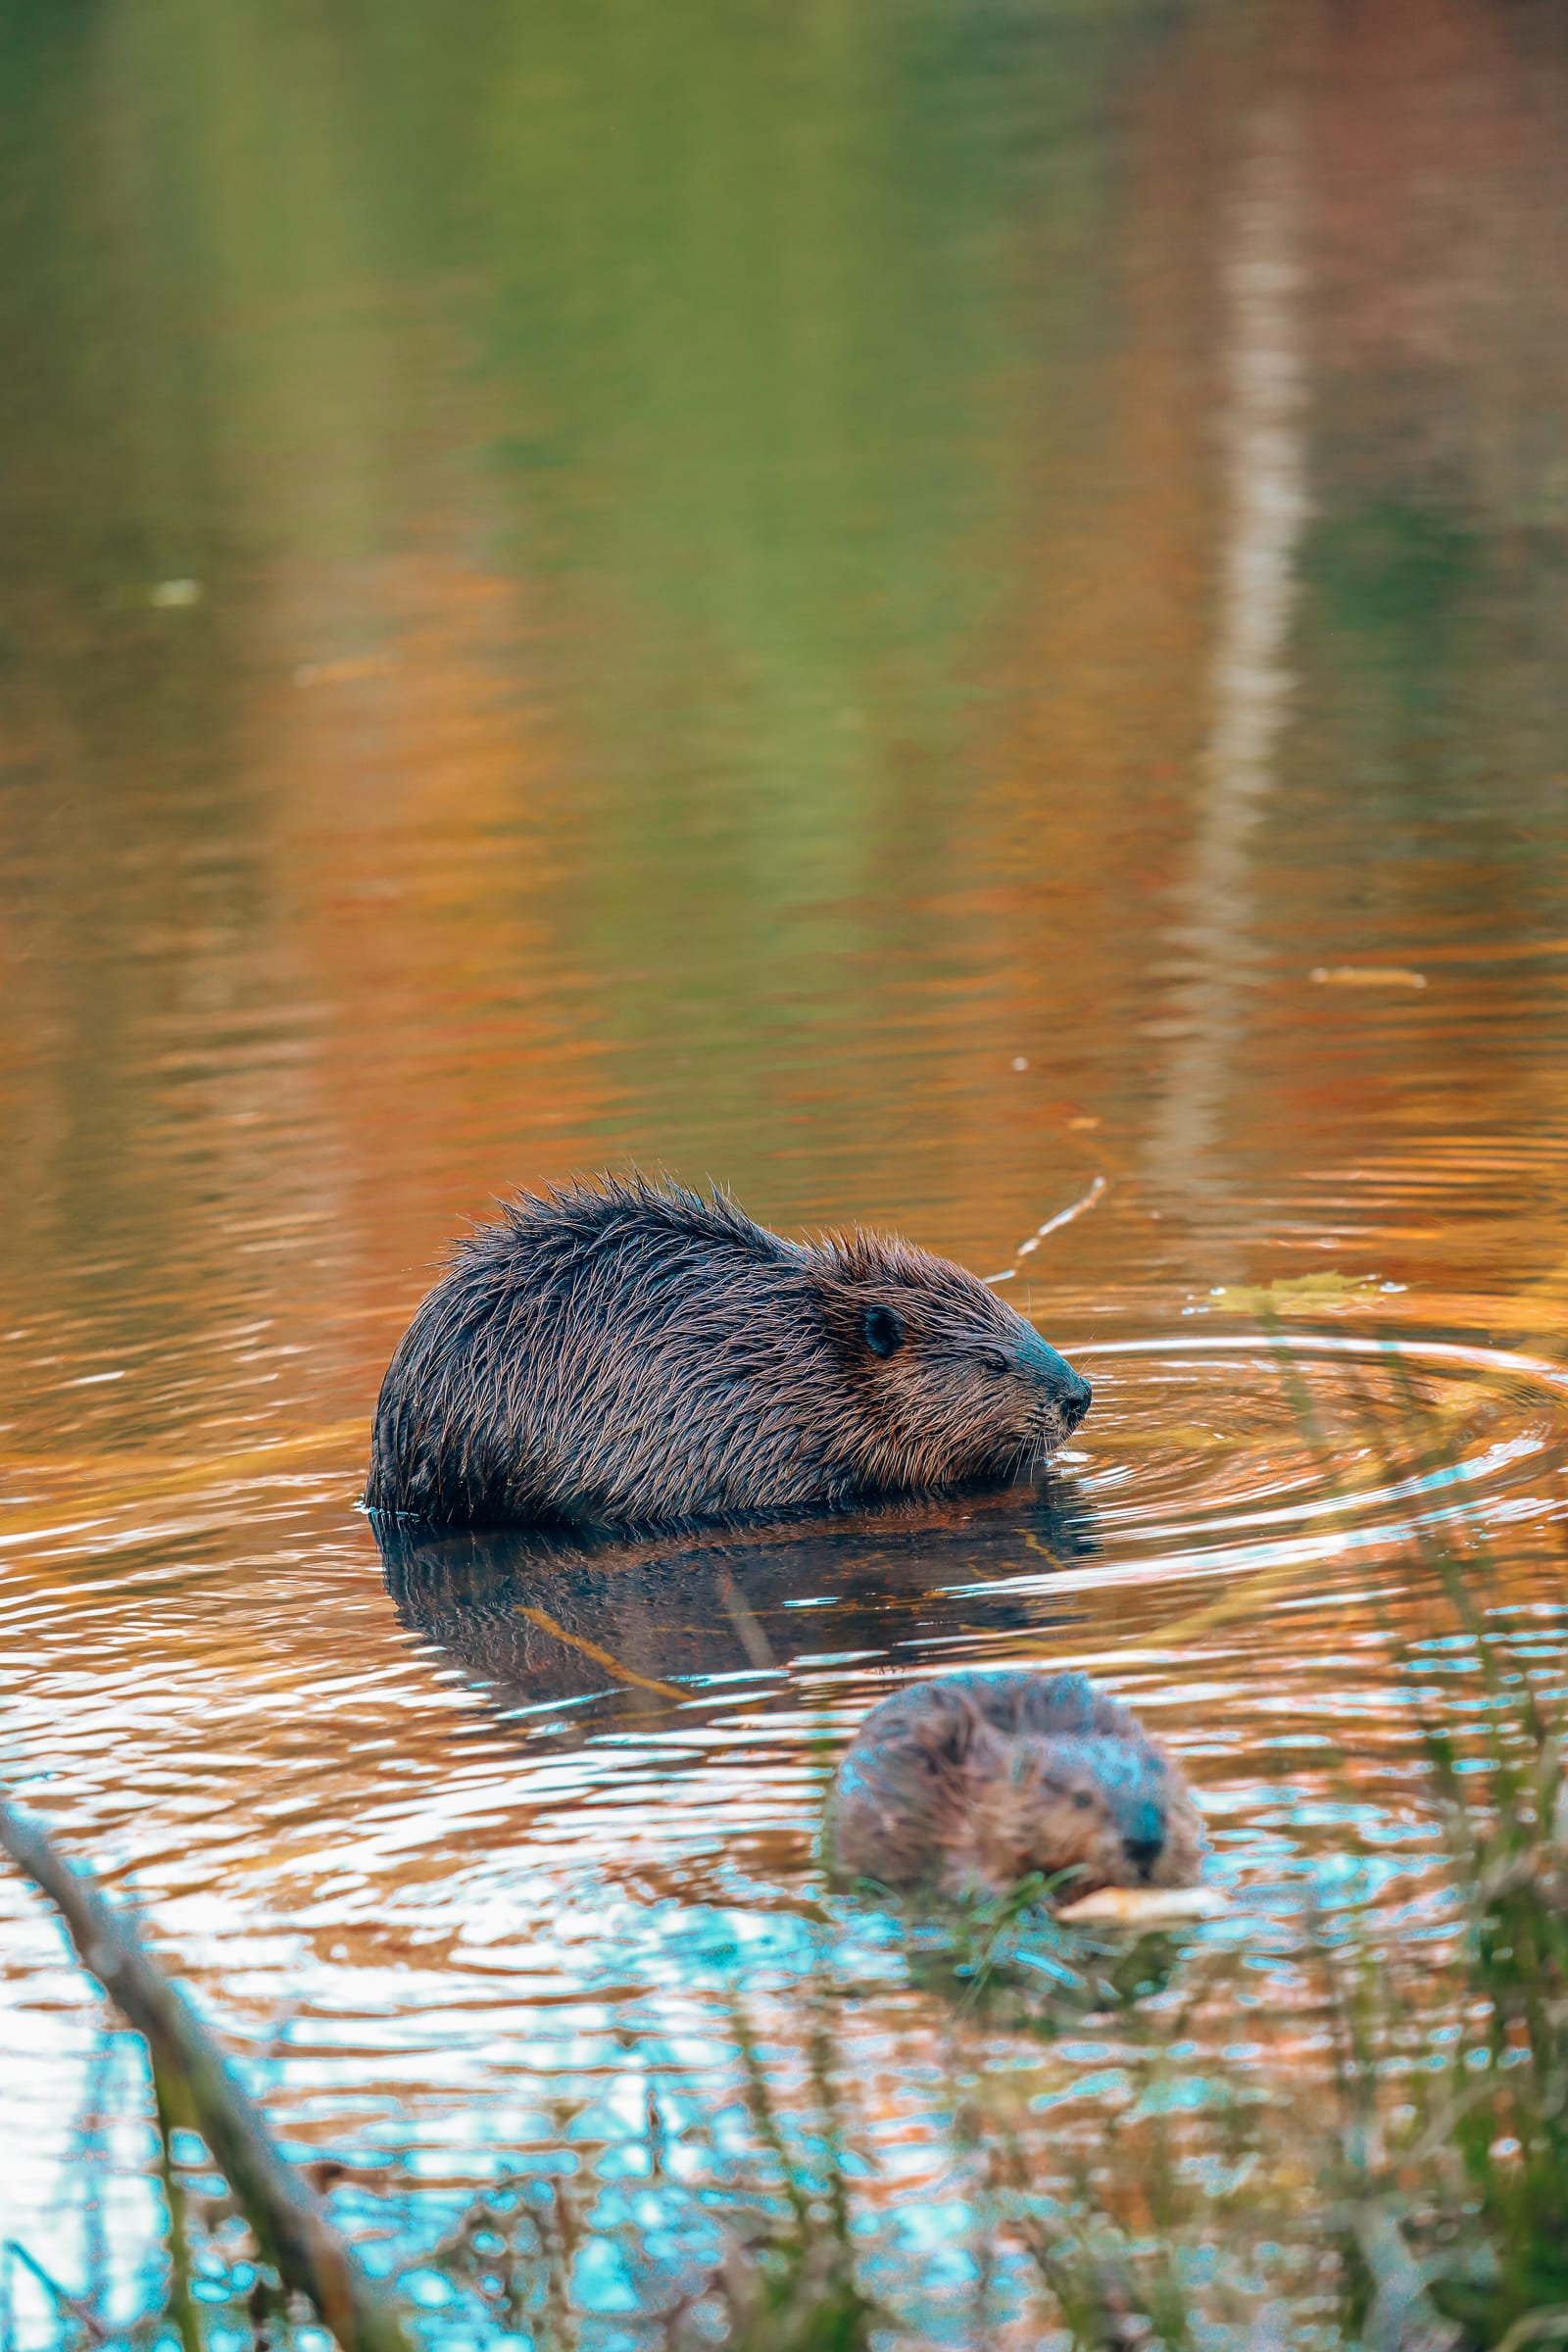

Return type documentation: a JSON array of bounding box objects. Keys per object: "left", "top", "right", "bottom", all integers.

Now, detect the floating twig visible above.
[
  {"left": 514, "top": 1604, "right": 687, "bottom": 1698},
  {"left": 984, "top": 1175, "right": 1108, "bottom": 1286}
]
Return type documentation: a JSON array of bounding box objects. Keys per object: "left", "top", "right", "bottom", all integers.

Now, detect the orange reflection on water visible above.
[{"left": 2, "top": 0, "right": 1568, "bottom": 2337}]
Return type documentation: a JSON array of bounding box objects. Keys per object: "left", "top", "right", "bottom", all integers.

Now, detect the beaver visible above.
[
  {"left": 364, "top": 1175, "right": 1091, "bottom": 1532},
  {"left": 832, "top": 1671, "right": 1204, "bottom": 1903}
]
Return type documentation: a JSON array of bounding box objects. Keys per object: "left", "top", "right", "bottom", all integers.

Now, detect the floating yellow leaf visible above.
[
  {"left": 294, "top": 651, "right": 403, "bottom": 686},
  {"left": 1201, "top": 1270, "right": 1398, "bottom": 1315},
  {"left": 1309, "top": 964, "right": 1427, "bottom": 989}
]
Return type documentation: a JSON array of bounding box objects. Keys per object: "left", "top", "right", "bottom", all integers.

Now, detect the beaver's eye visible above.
[
  {"left": 1072, "top": 1790, "right": 1095, "bottom": 1812},
  {"left": 862, "top": 1304, "right": 906, "bottom": 1358},
  {"left": 982, "top": 1348, "right": 1009, "bottom": 1376}
]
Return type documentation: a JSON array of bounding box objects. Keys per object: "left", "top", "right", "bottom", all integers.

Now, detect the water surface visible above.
[{"left": 3, "top": 0, "right": 1568, "bottom": 2340}]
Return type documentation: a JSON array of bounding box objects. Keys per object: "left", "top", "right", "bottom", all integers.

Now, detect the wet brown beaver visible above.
[
  {"left": 832, "top": 1671, "right": 1204, "bottom": 1903},
  {"left": 364, "top": 1175, "right": 1091, "bottom": 1532}
]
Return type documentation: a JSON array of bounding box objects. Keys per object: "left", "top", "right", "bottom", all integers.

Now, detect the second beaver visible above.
[
  {"left": 364, "top": 1175, "right": 1091, "bottom": 1531},
  {"left": 832, "top": 1671, "right": 1204, "bottom": 1902}
]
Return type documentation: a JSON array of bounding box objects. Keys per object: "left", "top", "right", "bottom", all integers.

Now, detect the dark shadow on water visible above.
[{"left": 374, "top": 1475, "right": 1098, "bottom": 1737}]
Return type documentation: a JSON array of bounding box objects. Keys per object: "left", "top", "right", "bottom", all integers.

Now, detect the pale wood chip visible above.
[{"left": 1055, "top": 1886, "right": 1229, "bottom": 1925}]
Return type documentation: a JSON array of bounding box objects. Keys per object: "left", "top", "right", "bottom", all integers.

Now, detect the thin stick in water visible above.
[{"left": 0, "top": 1797, "right": 416, "bottom": 2352}]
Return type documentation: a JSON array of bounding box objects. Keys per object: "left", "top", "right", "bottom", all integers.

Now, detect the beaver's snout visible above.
[
  {"left": 1123, "top": 1811, "right": 1165, "bottom": 1880},
  {"left": 1023, "top": 1334, "right": 1093, "bottom": 1438}
]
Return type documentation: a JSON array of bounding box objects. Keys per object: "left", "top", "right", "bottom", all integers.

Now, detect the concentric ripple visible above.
[
  {"left": 3, "top": 1318, "right": 1567, "bottom": 2343},
  {"left": 1055, "top": 1327, "right": 1568, "bottom": 1596}
]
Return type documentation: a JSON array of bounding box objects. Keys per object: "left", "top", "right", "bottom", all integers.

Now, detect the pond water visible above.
[{"left": 3, "top": 0, "right": 1568, "bottom": 2341}]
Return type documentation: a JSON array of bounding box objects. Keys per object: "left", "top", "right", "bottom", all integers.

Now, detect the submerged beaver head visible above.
[
  {"left": 812, "top": 1227, "right": 1091, "bottom": 1492},
  {"left": 833, "top": 1671, "right": 1204, "bottom": 1904},
  {"left": 364, "top": 1175, "right": 1091, "bottom": 1532},
  {"left": 956, "top": 1730, "right": 1185, "bottom": 1898}
]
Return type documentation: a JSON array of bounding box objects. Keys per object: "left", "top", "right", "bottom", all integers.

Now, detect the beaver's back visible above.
[{"left": 365, "top": 1179, "right": 858, "bottom": 1529}]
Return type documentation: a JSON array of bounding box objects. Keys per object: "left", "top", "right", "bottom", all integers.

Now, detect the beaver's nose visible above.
[
  {"left": 1123, "top": 1796, "right": 1164, "bottom": 1877},
  {"left": 1023, "top": 1337, "right": 1093, "bottom": 1430},
  {"left": 1058, "top": 1370, "right": 1092, "bottom": 1433}
]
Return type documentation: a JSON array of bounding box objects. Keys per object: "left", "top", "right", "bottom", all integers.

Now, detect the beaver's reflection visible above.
[{"left": 375, "top": 1476, "right": 1097, "bottom": 1736}]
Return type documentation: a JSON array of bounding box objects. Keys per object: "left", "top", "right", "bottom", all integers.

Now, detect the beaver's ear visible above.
[
  {"left": 812, "top": 1271, "right": 906, "bottom": 1363},
  {"left": 916, "top": 1686, "right": 991, "bottom": 1768},
  {"left": 862, "top": 1303, "right": 906, "bottom": 1358}
]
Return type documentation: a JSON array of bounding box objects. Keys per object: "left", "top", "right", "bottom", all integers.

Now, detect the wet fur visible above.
[
  {"left": 832, "top": 1671, "right": 1204, "bottom": 1903},
  {"left": 365, "top": 1176, "right": 1090, "bottom": 1532}
]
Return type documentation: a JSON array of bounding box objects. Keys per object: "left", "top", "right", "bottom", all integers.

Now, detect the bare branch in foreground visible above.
[{"left": 0, "top": 1795, "right": 416, "bottom": 2352}]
